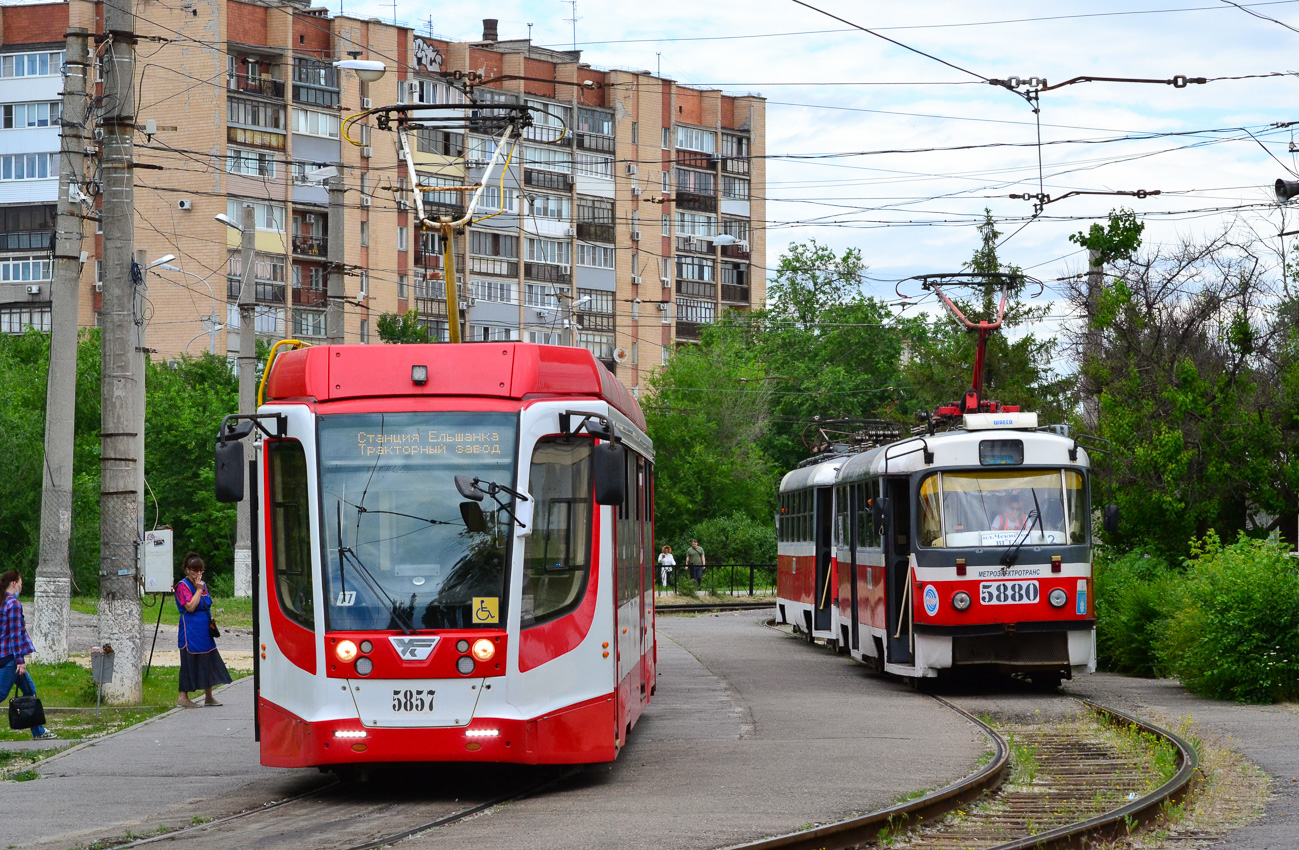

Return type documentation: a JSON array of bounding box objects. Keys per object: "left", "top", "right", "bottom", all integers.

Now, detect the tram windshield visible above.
[
  {"left": 317, "top": 412, "right": 518, "bottom": 632},
  {"left": 918, "top": 470, "right": 1087, "bottom": 548}
]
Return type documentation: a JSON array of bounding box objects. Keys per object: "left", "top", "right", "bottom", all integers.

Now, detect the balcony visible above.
[
  {"left": 576, "top": 132, "right": 615, "bottom": 153},
  {"left": 292, "top": 286, "right": 326, "bottom": 307},
  {"left": 599, "top": 357, "right": 617, "bottom": 373},
  {"left": 422, "top": 199, "right": 467, "bottom": 222},
  {"left": 676, "top": 236, "right": 711, "bottom": 255},
  {"left": 576, "top": 221, "right": 615, "bottom": 243},
  {"left": 574, "top": 312, "right": 614, "bottom": 332},
  {"left": 291, "top": 234, "right": 327, "bottom": 257},
  {"left": 227, "top": 277, "right": 286, "bottom": 304},
  {"left": 228, "top": 72, "right": 285, "bottom": 99},
  {"left": 675, "top": 150, "right": 715, "bottom": 170},
  {"left": 721, "top": 283, "right": 750, "bottom": 304},
  {"left": 676, "top": 321, "right": 702, "bottom": 341},
  {"left": 722, "top": 157, "right": 750, "bottom": 176},
  {"left": 468, "top": 256, "right": 519, "bottom": 277},
  {"left": 292, "top": 83, "right": 340, "bottom": 108},
  {"left": 524, "top": 168, "right": 570, "bottom": 191},
  {"left": 675, "top": 190, "right": 717, "bottom": 214},
  {"left": 677, "top": 279, "right": 716, "bottom": 299},
  {"left": 720, "top": 243, "right": 750, "bottom": 261},
  {"left": 1, "top": 230, "right": 52, "bottom": 252},
  {"left": 524, "top": 263, "right": 571, "bottom": 285}
]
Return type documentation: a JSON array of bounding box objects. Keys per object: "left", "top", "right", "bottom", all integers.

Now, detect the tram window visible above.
[
  {"left": 268, "top": 440, "right": 314, "bottom": 631},
  {"left": 1065, "top": 470, "right": 1088, "bottom": 543},
  {"left": 918, "top": 475, "right": 943, "bottom": 547},
  {"left": 924, "top": 470, "right": 1072, "bottom": 548},
  {"left": 521, "top": 438, "right": 593, "bottom": 627},
  {"left": 979, "top": 440, "right": 1024, "bottom": 465}
]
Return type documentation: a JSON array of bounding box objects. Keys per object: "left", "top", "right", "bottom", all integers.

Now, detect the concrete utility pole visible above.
[
  {"left": 100, "top": 0, "right": 143, "bottom": 703},
  {"left": 233, "top": 203, "right": 256, "bottom": 598},
  {"left": 326, "top": 175, "right": 345, "bottom": 344},
  {"left": 1083, "top": 248, "right": 1102, "bottom": 431},
  {"left": 33, "top": 27, "right": 90, "bottom": 664}
]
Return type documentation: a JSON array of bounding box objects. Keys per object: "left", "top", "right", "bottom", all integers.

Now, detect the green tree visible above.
[{"left": 377, "top": 309, "right": 431, "bottom": 344}]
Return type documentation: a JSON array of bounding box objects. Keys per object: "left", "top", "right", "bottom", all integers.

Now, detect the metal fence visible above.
[{"left": 657, "top": 562, "right": 777, "bottom": 596}]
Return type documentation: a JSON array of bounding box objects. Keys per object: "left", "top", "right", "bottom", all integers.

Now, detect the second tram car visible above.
[
  {"left": 215, "top": 342, "right": 655, "bottom": 767},
  {"left": 778, "top": 414, "right": 1097, "bottom": 684}
]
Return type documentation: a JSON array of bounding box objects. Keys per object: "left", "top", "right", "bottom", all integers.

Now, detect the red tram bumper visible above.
[{"left": 258, "top": 693, "right": 617, "bottom": 767}]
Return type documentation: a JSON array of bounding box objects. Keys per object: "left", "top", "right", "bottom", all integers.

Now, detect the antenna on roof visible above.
[{"left": 562, "top": 0, "right": 582, "bottom": 51}]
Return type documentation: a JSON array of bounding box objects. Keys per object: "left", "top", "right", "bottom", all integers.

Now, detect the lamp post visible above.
[
  {"left": 154, "top": 262, "right": 223, "bottom": 355},
  {"left": 333, "top": 57, "right": 387, "bottom": 344},
  {"left": 217, "top": 208, "right": 256, "bottom": 598}
]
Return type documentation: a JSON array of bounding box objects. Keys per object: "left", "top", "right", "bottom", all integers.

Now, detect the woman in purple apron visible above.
[{"left": 175, "top": 552, "right": 232, "bottom": 708}]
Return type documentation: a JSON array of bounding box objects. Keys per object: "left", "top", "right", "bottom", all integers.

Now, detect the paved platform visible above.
[{"left": 4, "top": 610, "right": 988, "bottom": 850}]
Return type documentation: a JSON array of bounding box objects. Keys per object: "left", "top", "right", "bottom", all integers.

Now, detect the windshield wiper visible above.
[
  {"left": 333, "top": 505, "right": 416, "bottom": 635},
  {"left": 999, "top": 490, "right": 1043, "bottom": 569},
  {"left": 455, "top": 475, "right": 530, "bottom": 528}
]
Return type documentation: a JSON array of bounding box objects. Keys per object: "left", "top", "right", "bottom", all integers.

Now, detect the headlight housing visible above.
[
  {"left": 952, "top": 591, "right": 971, "bottom": 611},
  {"left": 1048, "top": 588, "right": 1068, "bottom": 608}
]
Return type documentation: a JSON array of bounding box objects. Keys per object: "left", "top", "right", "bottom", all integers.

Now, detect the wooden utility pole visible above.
[
  {"left": 233, "top": 203, "right": 256, "bottom": 597},
  {"left": 99, "top": 0, "right": 143, "bottom": 702},
  {"left": 33, "top": 27, "right": 91, "bottom": 664}
]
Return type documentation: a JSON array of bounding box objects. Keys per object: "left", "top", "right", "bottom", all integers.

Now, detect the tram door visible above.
[
  {"left": 847, "top": 485, "right": 860, "bottom": 652},
  {"left": 813, "top": 487, "right": 833, "bottom": 632},
  {"left": 884, "top": 478, "right": 913, "bottom": 665}
]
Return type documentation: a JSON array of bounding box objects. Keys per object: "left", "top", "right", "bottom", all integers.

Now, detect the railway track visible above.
[
  {"left": 749, "top": 623, "right": 1199, "bottom": 850},
  {"left": 657, "top": 600, "right": 775, "bottom": 614},
  {"left": 104, "top": 764, "right": 574, "bottom": 850}
]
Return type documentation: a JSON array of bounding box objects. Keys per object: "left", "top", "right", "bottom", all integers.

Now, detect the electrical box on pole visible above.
[{"left": 142, "top": 528, "right": 174, "bottom": 594}]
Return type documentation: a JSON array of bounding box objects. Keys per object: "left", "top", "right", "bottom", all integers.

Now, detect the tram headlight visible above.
[
  {"left": 951, "top": 591, "right": 971, "bottom": 611},
  {"left": 359, "top": 640, "right": 373, "bottom": 654},
  {"left": 355, "top": 656, "right": 373, "bottom": 676},
  {"left": 335, "top": 640, "right": 359, "bottom": 662},
  {"left": 1048, "top": 588, "right": 1068, "bottom": 608},
  {"left": 456, "top": 655, "right": 476, "bottom": 675},
  {"left": 471, "top": 638, "right": 496, "bottom": 662}
]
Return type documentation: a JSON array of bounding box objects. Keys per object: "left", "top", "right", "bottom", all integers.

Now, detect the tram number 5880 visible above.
[
  {"left": 979, "top": 580, "right": 1039, "bottom": 605},
  {"left": 392, "top": 689, "right": 436, "bottom": 712}
]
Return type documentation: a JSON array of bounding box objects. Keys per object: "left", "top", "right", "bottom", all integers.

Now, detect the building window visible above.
[
  {"left": 576, "top": 243, "right": 614, "bottom": 269},
  {"left": 524, "top": 283, "right": 554, "bottom": 308},
  {"left": 576, "top": 332, "right": 615, "bottom": 359},
  {"left": 675, "top": 168, "right": 716, "bottom": 195},
  {"left": 631, "top": 121, "right": 639, "bottom": 145},
  {"left": 253, "top": 306, "right": 284, "bottom": 335},
  {"left": 675, "top": 126, "right": 715, "bottom": 153},
  {"left": 577, "top": 289, "right": 614, "bottom": 314},
  {"left": 678, "top": 297, "right": 715, "bottom": 323},
  {"left": 0, "top": 52, "right": 64, "bottom": 79},
  {"left": 228, "top": 97, "right": 285, "bottom": 132},
  {"left": 660, "top": 257, "right": 671, "bottom": 282},
  {"left": 521, "top": 145, "right": 572, "bottom": 173},
  {"left": 661, "top": 214, "right": 670, "bottom": 236},
  {"left": 527, "top": 329, "right": 562, "bottom": 345},
  {"left": 293, "top": 309, "right": 326, "bottom": 337},
  {"left": 575, "top": 153, "right": 613, "bottom": 179},
  {"left": 662, "top": 127, "right": 670, "bottom": 149},
  {"left": 528, "top": 194, "right": 571, "bottom": 220},
  {"left": 398, "top": 273, "right": 408, "bottom": 298},
  {"left": 415, "top": 127, "right": 464, "bottom": 156},
  {"left": 469, "top": 279, "right": 516, "bottom": 304},
  {"left": 0, "top": 254, "right": 53, "bottom": 282},
  {"left": 227, "top": 147, "right": 276, "bottom": 178},
  {"left": 360, "top": 318, "right": 370, "bottom": 343},
  {"left": 481, "top": 184, "right": 518, "bottom": 212},
  {"left": 0, "top": 304, "right": 51, "bottom": 333},
  {"left": 0, "top": 102, "right": 61, "bottom": 129},
  {"left": 360, "top": 221, "right": 369, "bottom": 248},
  {"left": 398, "top": 226, "right": 408, "bottom": 252},
  {"left": 676, "top": 211, "right": 716, "bottom": 238},
  {"left": 720, "top": 218, "right": 749, "bottom": 241},
  {"left": 472, "top": 324, "right": 517, "bottom": 342},
  {"left": 359, "top": 271, "right": 369, "bottom": 298},
  {"left": 721, "top": 133, "right": 750, "bottom": 159},
  {"left": 721, "top": 176, "right": 749, "bottom": 200},
  {"left": 525, "top": 238, "right": 571, "bottom": 267},
  {"left": 469, "top": 230, "right": 518, "bottom": 258},
  {"left": 292, "top": 108, "right": 339, "bottom": 139},
  {"left": 676, "top": 257, "right": 714, "bottom": 282},
  {"left": 227, "top": 199, "right": 284, "bottom": 232},
  {"left": 577, "top": 108, "right": 613, "bottom": 136},
  {"left": 0, "top": 153, "right": 56, "bottom": 181}
]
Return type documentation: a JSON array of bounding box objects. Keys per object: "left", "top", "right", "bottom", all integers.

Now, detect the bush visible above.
[
  {"left": 1159, "top": 532, "right": 1299, "bottom": 703},
  {"left": 1093, "top": 549, "right": 1181, "bottom": 677},
  {"left": 684, "top": 511, "right": 776, "bottom": 566}
]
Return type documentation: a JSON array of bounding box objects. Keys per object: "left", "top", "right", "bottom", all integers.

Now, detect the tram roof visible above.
[
  {"left": 779, "top": 456, "right": 848, "bottom": 492},
  {"left": 262, "top": 343, "right": 647, "bottom": 431},
  {"left": 836, "top": 428, "right": 1085, "bottom": 481}
]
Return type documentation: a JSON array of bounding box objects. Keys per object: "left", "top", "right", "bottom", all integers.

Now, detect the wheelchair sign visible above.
[{"left": 472, "top": 597, "right": 499, "bottom": 624}]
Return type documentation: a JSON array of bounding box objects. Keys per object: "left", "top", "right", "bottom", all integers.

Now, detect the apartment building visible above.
[{"left": 0, "top": 1, "right": 765, "bottom": 395}]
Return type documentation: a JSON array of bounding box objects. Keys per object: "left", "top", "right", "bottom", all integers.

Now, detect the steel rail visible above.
[
  {"left": 657, "top": 601, "right": 775, "bottom": 614},
  {"left": 723, "top": 697, "right": 1010, "bottom": 850}
]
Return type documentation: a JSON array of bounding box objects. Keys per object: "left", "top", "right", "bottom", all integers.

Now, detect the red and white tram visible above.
[{"left": 215, "top": 343, "right": 655, "bottom": 767}]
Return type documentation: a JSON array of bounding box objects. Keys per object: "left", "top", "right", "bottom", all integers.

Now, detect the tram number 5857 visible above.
[
  {"left": 979, "top": 580, "right": 1039, "bottom": 605},
  {"left": 392, "top": 689, "right": 435, "bottom": 712}
]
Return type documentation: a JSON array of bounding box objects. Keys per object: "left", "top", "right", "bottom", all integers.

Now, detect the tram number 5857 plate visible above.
[
  {"left": 979, "top": 580, "right": 1039, "bottom": 605},
  {"left": 392, "top": 689, "right": 435, "bottom": 712}
]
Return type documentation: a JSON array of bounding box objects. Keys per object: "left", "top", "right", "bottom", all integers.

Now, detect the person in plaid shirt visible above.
[{"left": 0, "top": 570, "right": 56, "bottom": 739}]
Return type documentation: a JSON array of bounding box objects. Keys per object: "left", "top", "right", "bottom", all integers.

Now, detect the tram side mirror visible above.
[
  {"left": 459, "top": 501, "right": 488, "bottom": 533},
  {"left": 454, "top": 474, "right": 484, "bottom": 502},
  {"left": 214, "top": 440, "right": 245, "bottom": 503},
  {"left": 1102, "top": 504, "right": 1120, "bottom": 534},
  {"left": 593, "top": 442, "right": 626, "bottom": 506}
]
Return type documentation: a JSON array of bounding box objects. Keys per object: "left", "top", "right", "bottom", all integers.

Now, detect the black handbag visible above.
[
  {"left": 9, "top": 695, "right": 45, "bottom": 730},
  {"left": 209, "top": 619, "right": 221, "bottom": 639}
]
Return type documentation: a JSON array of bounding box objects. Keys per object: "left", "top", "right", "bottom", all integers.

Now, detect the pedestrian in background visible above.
[
  {"left": 685, "top": 539, "right": 706, "bottom": 583},
  {"left": 175, "top": 552, "right": 232, "bottom": 708},
  {"left": 657, "top": 545, "right": 676, "bottom": 588},
  {"left": 0, "top": 570, "right": 57, "bottom": 739}
]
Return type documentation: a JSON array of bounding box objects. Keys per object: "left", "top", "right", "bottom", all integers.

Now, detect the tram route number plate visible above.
[
  {"left": 979, "top": 580, "right": 1040, "bottom": 605},
  {"left": 392, "top": 689, "right": 436, "bottom": 712}
]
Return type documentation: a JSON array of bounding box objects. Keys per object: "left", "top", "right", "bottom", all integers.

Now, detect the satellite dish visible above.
[{"left": 612, "top": 346, "right": 630, "bottom": 364}]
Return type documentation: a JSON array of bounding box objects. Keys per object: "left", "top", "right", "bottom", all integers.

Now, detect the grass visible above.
[{"left": 73, "top": 595, "right": 255, "bottom": 631}]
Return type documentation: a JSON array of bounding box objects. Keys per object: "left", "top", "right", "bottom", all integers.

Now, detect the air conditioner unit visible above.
[
  {"left": 563, "top": 174, "right": 574, "bottom": 187},
  {"left": 659, "top": 276, "right": 670, "bottom": 287},
  {"left": 361, "top": 97, "right": 372, "bottom": 109},
  {"left": 626, "top": 163, "right": 638, "bottom": 177},
  {"left": 739, "top": 240, "right": 750, "bottom": 252},
  {"left": 406, "top": 82, "right": 420, "bottom": 101},
  {"left": 177, "top": 199, "right": 192, "bottom": 211},
  {"left": 26, "top": 285, "right": 41, "bottom": 296},
  {"left": 657, "top": 302, "right": 668, "bottom": 311},
  {"left": 631, "top": 186, "right": 642, "bottom": 197},
  {"left": 94, "top": 282, "right": 102, "bottom": 292},
  {"left": 361, "top": 146, "right": 373, "bottom": 159},
  {"left": 684, "top": 237, "right": 697, "bottom": 250},
  {"left": 566, "top": 226, "right": 577, "bottom": 237},
  {"left": 631, "top": 274, "right": 642, "bottom": 285},
  {"left": 360, "top": 196, "right": 372, "bottom": 207},
  {"left": 630, "top": 230, "right": 641, "bottom": 241}
]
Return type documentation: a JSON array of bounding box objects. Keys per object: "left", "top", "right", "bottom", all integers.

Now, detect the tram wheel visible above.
[{"left": 1030, "top": 672, "right": 1063, "bottom": 691}]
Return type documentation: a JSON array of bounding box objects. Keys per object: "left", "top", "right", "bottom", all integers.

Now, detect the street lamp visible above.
[
  {"left": 214, "top": 213, "right": 242, "bottom": 231},
  {"left": 157, "top": 262, "right": 224, "bottom": 355},
  {"left": 335, "top": 57, "right": 387, "bottom": 83}
]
